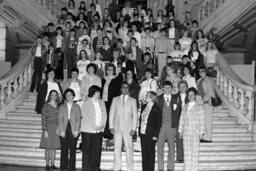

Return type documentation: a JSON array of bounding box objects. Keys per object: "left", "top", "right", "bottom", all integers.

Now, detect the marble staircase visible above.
[{"left": 0, "top": 92, "right": 256, "bottom": 170}]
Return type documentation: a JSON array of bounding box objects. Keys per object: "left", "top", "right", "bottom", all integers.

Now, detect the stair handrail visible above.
[
  {"left": 198, "top": 0, "right": 226, "bottom": 23},
  {"left": 0, "top": 47, "right": 33, "bottom": 117},
  {"left": 36, "top": 0, "right": 66, "bottom": 19}
]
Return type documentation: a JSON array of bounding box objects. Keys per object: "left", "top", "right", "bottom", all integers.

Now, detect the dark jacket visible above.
[
  {"left": 35, "top": 81, "right": 63, "bottom": 114},
  {"left": 156, "top": 93, "right": 182, "bottom": 128},
  {"left": 139, "top": 103, "right": 162, "bottom": 139}
]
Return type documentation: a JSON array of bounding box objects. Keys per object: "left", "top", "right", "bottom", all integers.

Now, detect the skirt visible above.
[{"left": 39, "top": 123, "right": 61, "bottom": 149}]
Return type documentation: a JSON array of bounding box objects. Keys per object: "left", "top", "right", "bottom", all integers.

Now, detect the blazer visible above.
[
  {"left": 197, "top": 76, "right": 215, "bottom": 102},
  {"left": 56, "top": 102, "right": 81, "bottom": 135},
  {"left": 139, "top": 103, "right": 162, "bottom": 139},
  {"left": 31, "top": 44, "right": 46, "bottom": 58},
  {"left": 109, "top": 95, "right": 138, "bottom": 132},
  {"left": 178, "top": 102, "right": 205, "bottom": 136},
  {"left": 80, "top": 98, "right": 107, "bottom": 133},
  {"left": 127, "top": 46, "right": 142, "bottom": 67},
  {"left": 156, "top": 93, "right": 182, "bottom": 128},
  {"left": 35, "top": 81, "right": 63, "bottom": 114},
  {"left": 42, "top": 51, "right": 59, "bottom": 69}
]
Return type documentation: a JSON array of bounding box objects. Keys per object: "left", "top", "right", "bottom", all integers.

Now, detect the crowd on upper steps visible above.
[{"left": 30, "top": 0, "right": 220, "bottom": 171}]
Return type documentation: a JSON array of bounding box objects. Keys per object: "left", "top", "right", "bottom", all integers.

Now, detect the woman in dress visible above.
[
  {"left": 204, "top": 41, "right": 218, "bottom": 68},
  {"left": 77, "top": 50, "right": 91, "bottom": 80},
  {"left": 183, "top": 64, "right": 197, "bottom": 89},
  {"left": 196, "top": 29, "right": 208, "bottom": 53},
  {"left": 179, "top": 30, "right": 192, "bottom": 55},
  {"left": 178, "top": 87, "right": 205, "bottom": 171},
  {"left": 39, "top": 90, "right": 61, "bottom": 171},
  {"left": 139, "top": 91, "right": 162, "bottom": 171},
  {"left": 57, "top": 88, "right": 81, "bottom": 171}
]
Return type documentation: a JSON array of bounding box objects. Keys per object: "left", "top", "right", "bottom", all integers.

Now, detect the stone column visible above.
[{"left": 0, "top": 22, "right": 6, "bottom": 61}]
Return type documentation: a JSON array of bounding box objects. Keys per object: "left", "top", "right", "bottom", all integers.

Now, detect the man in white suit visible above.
[{"left": 109, "top": 82, "right": 138, "bottom": 171}]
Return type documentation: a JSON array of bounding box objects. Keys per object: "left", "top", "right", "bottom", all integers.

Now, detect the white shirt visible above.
[
  {"left": 180, "top": 93, "right": 186, "bottom": 107},
  {"left": 69, "top": 82, "right": 81, "bottom": 101},
  {"left": 121, "top": 94, "right": 128, "bottom": 104},
  {"left": 133, "top": 32, "right": 141, "bottom": 48},
  {"left": 164, "top": 94, "right": 172, "bottom": 106},
  {"left": 131, "top": 46, "right": 136, "bottom": 60},
  {"left": 35, "top": 46, "right": 42, "bottom": 57},
  {"left": 46, "top": 81, "right": 61, "bottom": 101},
  {"left": 92, "top": 99, "right": 102, "bottom": 127},
  {"left": 67, "top": 102, "right": 72, "bottom": 120},
  {"left": 204, "top": 50, "right": 218, "bottom": 64},
  {"left": 168, "top": 28, "right": 175, "bottom": 39},
  {"left": 56, "top": 35, "right": 63, "bottom": 48}
]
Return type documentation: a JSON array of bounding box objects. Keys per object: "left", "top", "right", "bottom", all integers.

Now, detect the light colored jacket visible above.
[
  {"left": 109, "top": 96, "right": 138, "bottom": 132},
  {"left": 56, "top": 102, "right": 81, "bottom": 135},
  {"left": 197, "top": 76, "right": 215, "bottom": 102},
  {"left": 80, "top": 98, "right": 107, "bottom": 133}
]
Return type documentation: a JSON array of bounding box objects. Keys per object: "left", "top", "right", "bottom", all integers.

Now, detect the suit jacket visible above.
[
  {"left": 56, "top": 102, "right": 81, "bottom": 135},
  {"left": 80, "top": 98, "right": 107, "bottom": 133},
  {"left": 139, "top": 103, "right": 162, "bottom": 139},
  {"left": 109, "top": 95, "right": 138, "bottom": 132},
  {"left": 31, "top": 44, "right": 46, "bottom": 58},
  {"left": 42, "top": 51, "right": 59, "bottom": 69},
  {"left": 156, "top": 93, "right": 182, "bottom": 128}
]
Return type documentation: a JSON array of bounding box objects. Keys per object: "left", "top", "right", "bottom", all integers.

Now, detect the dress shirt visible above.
[
  {"left": 67, "top": 102, "right": 72, "bottom": 120},
  {"left": 92, "top": 99, "right": 102, "bottom": 127},
  {"left": 180, "top": 93, "right": 186, "bottom": 107},
  {"left": 48, "top": 51, "right": 53, "bottom": 64},
  {"left": 164, "top": 94, "right": 172, "bottom": 106},
  {"left": 131, "top": 46, "right": 137, "bottom": 60},
  {"left": 121, "top": 94, "right": 128, "bottom": 104}
]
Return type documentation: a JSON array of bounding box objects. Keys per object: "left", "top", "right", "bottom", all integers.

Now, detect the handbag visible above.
[
  {"left": 211, "top": 95, "right": 222, "bottom": 107},
  {"left": 207, "top": 67, "right": 217, "bottom": 78}
]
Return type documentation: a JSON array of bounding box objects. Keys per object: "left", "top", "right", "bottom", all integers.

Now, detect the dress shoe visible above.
[
  {"left": 45, "top": 165, "right": 50, "bottom": 171},
  {"left": 51, "top": 165, "right": 57, "bottom": 171},
  {"left": 200, "top": 139, "right": 212, "bottom": 143},
  {"left": 167, "top": 170, "right": 174, "bottom": 171}
]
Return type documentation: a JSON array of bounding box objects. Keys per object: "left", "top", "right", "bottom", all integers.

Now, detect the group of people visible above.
[{"left": 32, "top": 0, "right": 219, "bottom": 171}]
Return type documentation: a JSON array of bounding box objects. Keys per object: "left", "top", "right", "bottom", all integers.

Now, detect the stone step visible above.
[
  {"left": 1, "top": 139, "right": 255, "bottom": 152},
  {"left": 0, "top": 154, "right": 255, "bottom": 171},
  {"left": 0, "top": 147, "right": 256, "bottom": 161}
]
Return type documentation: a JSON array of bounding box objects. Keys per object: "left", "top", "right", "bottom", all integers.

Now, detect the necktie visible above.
[{"left": 166, "top": 97, "right": 169, "bottom": 105}]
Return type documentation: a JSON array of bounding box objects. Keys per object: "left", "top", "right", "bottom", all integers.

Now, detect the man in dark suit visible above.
[
  {"left": 175, "top": 80, "right": 189, "bottom": 163},
  {"left": 156, "top": 80, "right": 182, "bottom": 171}
]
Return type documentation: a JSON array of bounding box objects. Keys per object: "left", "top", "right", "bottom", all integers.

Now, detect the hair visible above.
[
  {"left": 78, "top": 50, "right": 88, "bottom": 60},
  {"left": 174, "top": 42, "right": 181, "bottom": 50},
  {"left": 192, "top": 20, "right": 198, "bottom": 25},
  {"left": 121, "top": 81, "right": 130, "bottom": 88},
  {"left": 90, "top": 3, "right": 96, "bottom": 9},
  {"left": 187, "top": 87, "right": 198, "bottom": 96},
  {"left": 86, "top": 63, "right": 97, "bottom": 73},
  {"left": 166, "top": 56, "right": 173, "bottom": 60},
  {"left": 46, "top": 90, "right": 60, "bottom": 105},
  {"left": 45, "top": 68, "right": 55, "bottom": 80},
  {"left": 190, "top": 40, "right": 199, "bottom": 51},
  {"left": 143, "top": 52, "right": 151, "bottom": 59},
  {"left": 166, "top": 63, "right": 176, "bottom": 73},
  {"left": 196, "top": 29, "right": 205, "bottom": 39},
  {"left": 61, "top": 7, "right": 68, "bottom": 12},
  {"left": 71, "top": 67, "right": 79, "bottom": 74},
  {"left": 182, "top": 64, "right": 193, "bottom": 76},
  {"left": 206, "top": 40, "right": 214, "bottom": 51},
  {"left": 68, "top": 0, "right": 75, "bottom": 7},
  {"left": 105, "top": 63, "right": 116, "bottom": 75},
  {"left": 198, "top": 66, "right": 207, "bottom": 73},
  {"left": 88, "top": 85, "right": 101, "bottom": 97},
  {"left": 169, "top": 19, "right": 176, "bottom": 28},
  {"left": 162, "top": 80, "right": 173, "bottom": 88},
  {"left": 103, "top": 36, "right": 110, "bottom": 45},
  {"left": 144, "top": 68, "right": 154, "bottom": 77},
  {"left": 178, "top": 80, "right": 188, "bottom": 90},
  {"left": 64, "top": 88, "right": 75, "bottom": 100},
  {"left": 147, "top": 91, "right": 157, "bottom": 102}
]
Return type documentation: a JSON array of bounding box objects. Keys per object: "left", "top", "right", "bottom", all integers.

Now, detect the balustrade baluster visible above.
[
  {"left": 219, "top": 71, "right": 224, "bottom": 91},
  {"left": 233, "top": 85, "right": 239, "bottom": 108},
  {"left": 23, "top": 68, "right": 28, "bottom": 87},
  {"left": 246, "top": 91, "right": 254, "bottom": 121},
  {"left": 216, "top": 66, "right": 220, "bottom": 86},
  {"left": 27, "top": 64, "right": 32, "bottom": 82},
  {"left": 238, "top": 88, "right": 245, "bottom": 112},
  {"left": 223, "top": 76, "right": 228, "bottom": 96},
  {"left": 12, "top": 77, "right": 18, "bottom": 98},
  {"left": 228, "top": 81, "right": 233, "bottom": 102},
  {"left": 0, "top": 84, "right": 5, "bottom": 108},
  {"left": 18, "top": 73, "right": 23, "bottom": 92},
  {"left": 6, "top": 80, "right": 13, "bottom": 103}
]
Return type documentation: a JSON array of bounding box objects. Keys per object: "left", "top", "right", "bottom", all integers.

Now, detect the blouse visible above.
[{"left": 41, "top": 103, "right": 59, "bottom": 131}]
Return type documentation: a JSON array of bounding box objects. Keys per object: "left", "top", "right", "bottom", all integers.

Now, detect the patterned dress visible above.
[{"left": 39, "top": 103, "right": 61, "bottom": 149}]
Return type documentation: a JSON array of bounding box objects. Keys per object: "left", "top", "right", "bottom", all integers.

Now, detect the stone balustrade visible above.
[
  {"left": 0, "top": 49, "right": 32, "bottom": 118},
  {"left": 36, "top": 0, "right": 65, "bottom": 19},
  {"left": 198, "top": 0, "right": 225, "bottom": 22}
]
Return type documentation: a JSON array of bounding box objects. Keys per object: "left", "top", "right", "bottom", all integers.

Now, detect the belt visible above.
[
  {"left": 203, "top": 101, "right": 208, "bottom": 104},
  {"left": 74, "top": 99, "right": 82, "bottom": 103},
  {"left": 158, "top": 52, "right": 167, "bottom": 54}
]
